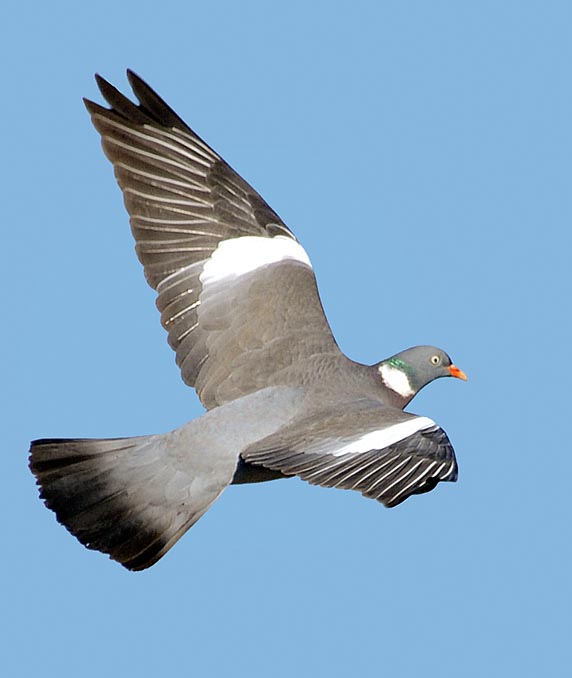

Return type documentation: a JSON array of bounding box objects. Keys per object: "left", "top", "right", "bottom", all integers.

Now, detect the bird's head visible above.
[{"left": 376, "top": 345, "right": 467, "bottom": 403}]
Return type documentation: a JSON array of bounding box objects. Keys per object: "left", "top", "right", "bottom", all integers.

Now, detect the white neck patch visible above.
[
  {"left": 200, "top": 235, "right": 312, "bottom": 286},
  {"left": 378, "top": 363, "right": 414, "bottom": 398}
]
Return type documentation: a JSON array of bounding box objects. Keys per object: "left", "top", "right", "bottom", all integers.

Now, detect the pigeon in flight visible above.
[{"left": 29, "top": 71, "right": 467, "bottom": 571}]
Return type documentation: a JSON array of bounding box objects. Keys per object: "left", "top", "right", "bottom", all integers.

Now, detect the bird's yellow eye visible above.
[{"left": 430, "top": 355, "right": 440, "bottom": 365}]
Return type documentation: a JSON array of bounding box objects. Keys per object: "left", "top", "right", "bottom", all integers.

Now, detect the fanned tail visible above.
[{"left": 29, "top": 432, "right": 226, "bottom": 571}]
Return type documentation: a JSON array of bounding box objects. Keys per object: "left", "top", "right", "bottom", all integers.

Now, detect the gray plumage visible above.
[{"left": 29, "top": 71, "right": 466, "bottom": 570}]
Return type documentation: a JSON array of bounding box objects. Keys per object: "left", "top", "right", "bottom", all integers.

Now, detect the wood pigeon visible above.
[{"left": 29, "top": 71, "right": 467, "bottom": 571}]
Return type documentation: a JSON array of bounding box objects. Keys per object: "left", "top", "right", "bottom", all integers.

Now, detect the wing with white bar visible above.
[
  {"left": 242, "top": 400, "right": 458, "bottom": 507},
  {"left": 84, "top": 71, "right": 340, "bottom": 409}
]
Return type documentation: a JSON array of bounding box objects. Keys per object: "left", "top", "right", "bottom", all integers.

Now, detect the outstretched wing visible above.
[
  {"left": 85, "top": 71, "right": 340, "bottom": 409},
  {"left": 242, "top": 400, "right": 458, "bottom": 507}
]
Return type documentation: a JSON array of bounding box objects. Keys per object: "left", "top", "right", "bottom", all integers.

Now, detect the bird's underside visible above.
[{"left": 29, "top": 71, "right": 462, "bottom": 570}]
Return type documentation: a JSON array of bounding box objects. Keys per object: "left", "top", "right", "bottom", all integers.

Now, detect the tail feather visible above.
[{"left": 29, "top": 433, "right": 230, "bottom": 571}]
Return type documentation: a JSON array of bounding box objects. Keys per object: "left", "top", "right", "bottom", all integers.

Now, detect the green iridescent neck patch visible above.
[{"left": 387, "top": 357, "right": 409, "bottom": 371}]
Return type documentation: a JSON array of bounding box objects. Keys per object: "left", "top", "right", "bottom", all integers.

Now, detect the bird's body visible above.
[{"left": 29, "top": 71, "right": 466, "bottom": 570}]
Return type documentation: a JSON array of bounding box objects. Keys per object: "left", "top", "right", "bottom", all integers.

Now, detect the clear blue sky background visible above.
[{"left": 3, "top": 2, "right": 570, "bottom": 676}]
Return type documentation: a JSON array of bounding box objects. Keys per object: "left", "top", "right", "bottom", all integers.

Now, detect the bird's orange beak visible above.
[{"left": 449, "top": 365, "right": 468, "bottom": 381}]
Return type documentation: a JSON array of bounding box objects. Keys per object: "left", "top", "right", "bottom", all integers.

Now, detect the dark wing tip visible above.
[
  {"left": 85, "top": 69, "right": 191, "bottom": 131},
  {"left": 91, "top": 72, "right": 150, "bottom": 124},
  {"left": 379, "top": 427, "right": 458, "bottom": 507},
  {"left": 127, "top": 68, "right": 190, "bottom": 129},
  {"left": 82, "top": 96, "right": 96, "bottom": 114}
]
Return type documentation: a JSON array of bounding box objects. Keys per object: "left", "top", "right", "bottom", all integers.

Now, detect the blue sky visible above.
[{"left": 3, "top": 1, "right": 571, "bottom": 676}]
